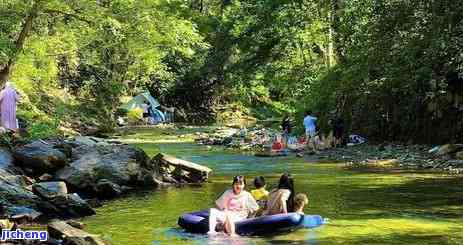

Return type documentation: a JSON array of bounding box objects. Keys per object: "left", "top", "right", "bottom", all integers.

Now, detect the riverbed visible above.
[{"left": 82, "top": 127, "right": 463, "bottom": 244}]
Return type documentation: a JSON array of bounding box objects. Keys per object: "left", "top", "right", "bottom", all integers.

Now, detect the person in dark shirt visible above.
[
  {"left": 281, "top": 115, "right": 291, "bottom": 147},
  {"left": 333, "top": 117, "right": 344, "bottom": 147}
]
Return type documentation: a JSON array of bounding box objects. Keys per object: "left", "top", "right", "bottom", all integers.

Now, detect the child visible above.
[
  {"left": 250, "top": 176, "right": 269, "bottom": 216},
  {"left": 251, "top": 176, "right": 269, "bottom": 202},
  {"left": 293, "top": 193, "right": 308, "bottom": 214},
  {"left": 208, "top": 175, "right": 259, "bottom": 236}
]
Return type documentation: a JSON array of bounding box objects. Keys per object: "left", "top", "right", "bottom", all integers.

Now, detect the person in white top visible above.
[{"left": 208, "top": 175, "right": 258, "bottom": 236}]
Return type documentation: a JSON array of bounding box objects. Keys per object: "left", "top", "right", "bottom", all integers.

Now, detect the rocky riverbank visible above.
[
  {"left": 190, "top": 126, "right": 463, "bottom": 173},
  {"left": 312, "top": 143, "right": 463, "bottom": 173},
  {"left": 0, "top": 136, "right": 211, "bottom": 244}
]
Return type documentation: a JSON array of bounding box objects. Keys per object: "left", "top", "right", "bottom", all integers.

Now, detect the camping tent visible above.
[
  {"left": 120, "top": 91, "right": 160, "bottom": 111},
  {"left": 120, "top": 91, "right": 167, "bottom": 122}
]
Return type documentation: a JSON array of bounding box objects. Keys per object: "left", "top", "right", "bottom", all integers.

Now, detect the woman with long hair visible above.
[{"left": 263, "top": 173, "right": 295, "bottom": 215}]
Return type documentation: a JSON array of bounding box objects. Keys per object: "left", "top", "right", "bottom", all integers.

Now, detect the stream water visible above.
[{"left": 82, "top": 128, "right": 463, "bottom": 244}]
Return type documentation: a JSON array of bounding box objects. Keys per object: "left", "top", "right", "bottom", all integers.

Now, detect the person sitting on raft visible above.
[
  {"left": 208, "top": 175, "right": 259, "bottom": 236},
  {"left": 251, "top": 176, "right": 269, "bottom": 205},
  {"left": 293, "top": 193, "right": 308, "bottom": 214},
  {"left": 250, "top": 176, "right": 269, "bottom": 216},
  {"left": 263, "top": 173, "right": 295, "bottom": 215}
]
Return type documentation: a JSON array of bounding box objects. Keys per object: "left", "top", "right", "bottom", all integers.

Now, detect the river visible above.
[{"left": 82, "top": 127, "right": 463, "bottom": 244}]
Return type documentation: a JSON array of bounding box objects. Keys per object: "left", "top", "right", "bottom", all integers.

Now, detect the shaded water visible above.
[{"left": 83, "top": 128, "right": 463, "bottom": 244}]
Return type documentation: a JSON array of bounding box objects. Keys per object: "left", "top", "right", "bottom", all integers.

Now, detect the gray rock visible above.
[
  {"left": 13, "top": 141, "right": 67, "bottom": 174},
  {"left": 8, "top": 206, "right": 42, "bottom": 221},
  {"left": 32, "top": 182, "right": 68, "bottom": 199},
  {"left": 48, "top": 220, "right": 105, "bottom": 245},
  {"left": 73, "top": 136, "right": 98, "bottom": 147},
  {"left": 153, "top": 153, "right": 212, "bottom": 183},
  {"left": 0, "top": 147, "right": 23, "bottom": 175},
  {"left": 0, "top": 147, "right": 15, "bottom": 169},
  {"left": 66, "top": 220, "right": 86, "bottom": 229},
  {"left": 55, "top": 144, "right": 160, "bottom": 191},
  {"left": 0, "top": 166, "right": 43, "bottom": 218},
  {"left": 94, "top": 179, "right": 122, "bottom": 198},
  {"left": 49, "top": 193, "right": 95, "bottom": 217}
]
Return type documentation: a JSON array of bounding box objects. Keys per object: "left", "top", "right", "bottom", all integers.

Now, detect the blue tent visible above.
[{"left": 120, "top": 91, "right": 166, "bottom": 122}]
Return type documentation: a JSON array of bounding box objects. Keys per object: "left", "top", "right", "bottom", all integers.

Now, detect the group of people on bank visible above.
[
  {"left": 272, "top": 110, "right": 345, "bottom": 153},
  {"left": 208, "top": 173, "right": 308, "bottom": 236}
]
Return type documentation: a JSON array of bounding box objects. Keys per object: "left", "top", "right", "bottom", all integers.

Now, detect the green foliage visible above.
[{"left": 1, "top": 0, "right": 462, "bottom": 143}]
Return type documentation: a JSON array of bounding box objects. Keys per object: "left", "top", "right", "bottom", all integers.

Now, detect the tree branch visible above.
[{"left": 43, "top": 9, "right": 93, "bottom": 25}]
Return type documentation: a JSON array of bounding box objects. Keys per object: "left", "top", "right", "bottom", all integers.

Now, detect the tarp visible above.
[{"left": 120, "top": 91, "right": 160, "bottom": 112}]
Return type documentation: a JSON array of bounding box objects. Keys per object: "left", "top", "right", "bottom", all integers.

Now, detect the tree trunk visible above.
[{"left": 0, "top": 0, "right": 42, "bottom": 85}]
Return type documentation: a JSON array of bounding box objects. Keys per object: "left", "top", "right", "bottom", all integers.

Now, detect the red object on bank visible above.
[{"left": 272, "top": 141, "right": 283, "bottom": 151}]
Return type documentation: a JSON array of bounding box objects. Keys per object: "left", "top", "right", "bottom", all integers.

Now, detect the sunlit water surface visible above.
[{"left": 82, "top": 128, "right": 463, "bottom": 244}]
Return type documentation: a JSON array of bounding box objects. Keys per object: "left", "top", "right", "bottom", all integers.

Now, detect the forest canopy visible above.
[{"left": 1, "top": 0, "right": 462, "bottom": 143}]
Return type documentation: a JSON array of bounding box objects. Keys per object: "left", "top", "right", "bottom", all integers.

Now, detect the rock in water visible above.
[
  {"left": 48, "top": 220, "right": 106, "bottom": 245},
  {"left": 32, "top": 182, "right": 68, "bottom": 199},
  {"left": 152, "top": 153, "right": 212, "bottom": 183},
  {"left": 13, "top": 141, "right": 67, "bottom": 174},
  {"left": 55, "top": 144, "right": 160, "bottom": 191}
]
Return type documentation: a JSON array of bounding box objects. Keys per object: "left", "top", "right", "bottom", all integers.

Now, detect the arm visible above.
[
  {"left": 248, "top": 193, "right": 259, "bottom": 214},
  {"left": 215, "top": 190, "right": 229, "bottom": 210},
  {"left": 280, "top": 190, "right": 291, "bottom": 214}
]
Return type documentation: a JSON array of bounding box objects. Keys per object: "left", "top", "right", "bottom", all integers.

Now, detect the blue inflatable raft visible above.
[{"left": 178, "top": 210, "right": 324, "bottom": 236}]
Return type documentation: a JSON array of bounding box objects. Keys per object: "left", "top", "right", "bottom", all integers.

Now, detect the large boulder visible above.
[
  {"left": 153, "top": 153, "right": 212, "bottom": 183},
  {"left": 55, "top": 144, "right": 160, "bottom": 191},
  {"left": 13, "top": 141, "right": 67, "bottom": 174}
]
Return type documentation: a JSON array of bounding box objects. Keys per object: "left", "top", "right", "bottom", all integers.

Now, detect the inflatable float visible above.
[{"left": 178, "top": 210, "right": 324, "bottom": 236}]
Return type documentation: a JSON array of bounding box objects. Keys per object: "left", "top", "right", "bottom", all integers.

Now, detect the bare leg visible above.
[
  {"left": 224, "top": 212, "right": 237, "bottom": 236},
  {"left": 208, "top": 208, "right": 225, "bottom": 235}
]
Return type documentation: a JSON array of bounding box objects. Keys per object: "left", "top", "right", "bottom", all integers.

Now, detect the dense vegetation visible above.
[{"left": 1, "top": 0, "right": 462, "bottom": 143}]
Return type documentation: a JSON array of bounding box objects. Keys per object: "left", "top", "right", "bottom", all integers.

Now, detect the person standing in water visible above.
[
  {"left": 303, "top": 110, "right": 318, "bottom": 153},
  {"left": 281, "top": 115, "right": 292, "bottom": 145},
  {"left": 0, "top": 79, "right": 20, "bottom": 132}
]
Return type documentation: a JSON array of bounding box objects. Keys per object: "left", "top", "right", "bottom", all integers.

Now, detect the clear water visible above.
[{"left": 82, "top": 128, "right": 463, "bottom": 244}]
